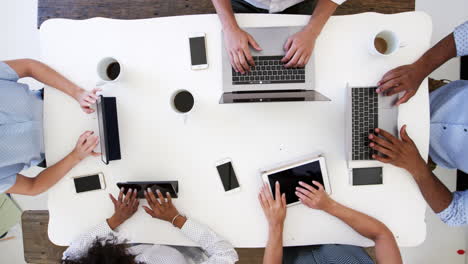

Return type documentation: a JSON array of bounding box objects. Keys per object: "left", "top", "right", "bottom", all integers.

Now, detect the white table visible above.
[{"left": 41, "top": 12, "right": 432, "bottom": 247}]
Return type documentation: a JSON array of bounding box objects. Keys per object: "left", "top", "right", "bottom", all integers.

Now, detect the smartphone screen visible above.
[
  {"left": 74, "top": 174, "right": 102, "bottom": 193},
  {"left": 352, "top": 167, "right": 383, "bottom": 185},
  {"left": 189, "top": 36, "right": 207, "bottom": 66},
  {"left": 216, "top": 161, "right": 240, "bottom": 191}
]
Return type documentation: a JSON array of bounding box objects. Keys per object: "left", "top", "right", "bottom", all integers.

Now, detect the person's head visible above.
[{"left": 62, "top": 235, "right": 139, "bottom": 264}]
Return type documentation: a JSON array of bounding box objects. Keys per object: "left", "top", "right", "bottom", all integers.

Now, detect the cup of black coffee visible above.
[
  {"left": 97, "top": 57, "right": 121, "bottom": 82},
  {"left": 171, "top": 90, "right": 194, "bottom": 114}
]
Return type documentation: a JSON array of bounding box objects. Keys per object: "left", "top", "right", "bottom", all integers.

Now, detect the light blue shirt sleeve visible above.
[
  {"left": 454, "top": 21, "right": 468, "bottom": 57},
  {"left": 0, "top": 61, "right": 19, "bottom": 82},
  {"left": 437, "top": 191, "right": 468, "bottom": 226}
]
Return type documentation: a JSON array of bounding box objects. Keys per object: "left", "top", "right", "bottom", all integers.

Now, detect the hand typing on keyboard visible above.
[
  {"left": 281, "top": 27, "right": 317, "bottom": 68},
  {"left": 223, "top": 27, "right": 262, "bottom": 74}
]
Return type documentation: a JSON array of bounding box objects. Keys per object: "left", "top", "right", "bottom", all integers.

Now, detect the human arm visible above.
[
  {"left": 281, "top": 0, "right": 338, "bottom": 67},
  {"left": 376, "top": 21, "right": 468, "bottom": 105},
  {"left": 143, "top": 189, "right": 238, "bottom": 263},
  {"left": 259, "top": 182, "right": 287, "bottom": 264},
  {"left": 4, "top": 59, "right": 100, "bottom": 113},
  {"left": 211, "top": 0, "right": 262, "bottom": 74},
  {"left": 63, "top": 189, "right": 139, "bottom": 260},
  {"left": 369, "top": 126, "right": 454, "bottom": 214},
  {"left": 295, "top": 181, "right": 402, "bottom": 264},
  {"left": 6, "top": 131, "right": 100, "bottom": 196}
]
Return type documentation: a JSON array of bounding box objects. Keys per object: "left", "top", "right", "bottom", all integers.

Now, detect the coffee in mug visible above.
[
  {"left": 370, "top": 30, "right": 402, "bottom": 56},
  {"left": 97, "top": 57, "right": 122, "bottom": 82},
  {"left": 171, "top": 90, "right": 194, "bottom": 114}
]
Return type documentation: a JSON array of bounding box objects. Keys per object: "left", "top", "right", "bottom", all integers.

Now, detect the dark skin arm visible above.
[
  {"left": 369, "top": 126, "right": 453, "bottom": 213},
  {"left": 377, "top": 33, "right": 457, "bottom": 105}
]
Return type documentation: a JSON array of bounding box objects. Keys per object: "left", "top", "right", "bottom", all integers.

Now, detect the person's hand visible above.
[
  {"left": 70, "top": 131, "right": 100, "bottom": 161},
  {"left": 107, "top": 188, "right": 139, "bottom": 229},
  {"left": 369, "top": 125, "right": 427, "bottom": 174},
  {"left": 258, "top": 182, "right": 287, "bottom": 229},
  {"left": 295, "top": 181, "right": 334, "bottom": 211},
  {"left": 377, "top": 64, "right": 426, "bottom": 106},
  {"left": 223, "top": 27, "right": 262, "bottom": 74},
  {"left": 75, "top": 88, "right": 101, "bottom": 114},
  {"left": 281, "top": 28, "right": 317, "bottom": 68},
  {"left": 143, "top": 189, "right": 180, "bottom": 223}
]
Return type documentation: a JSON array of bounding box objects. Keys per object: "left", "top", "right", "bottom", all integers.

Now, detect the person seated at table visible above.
[
  {"left": 1, "top": 59, "right": 101, "bottom": 196},
  {"left": 259, "top": 181, "right": 402, "bottom": 264},
  {"left": 62, "top": 188, "right": 239, "bottom": 264},
  {"left": 368, "top": 126, "right": 468, "bottom": 226},
  {"left": 371, "top": 21, "right": 468, "bottom": 226},
  {"left": 211, "top": 0, "right": 346, "bottom": 72}
]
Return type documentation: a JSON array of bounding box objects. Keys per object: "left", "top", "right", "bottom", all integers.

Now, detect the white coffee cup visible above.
[
  {"left": 97, "top": 57, "right": 122, "bottom": 86},
  {"left": 170, "top": 89, "right": 194, "bottom": 124},
  {"left": 370, "top": 30, "right": 405, "bottom": 56}
]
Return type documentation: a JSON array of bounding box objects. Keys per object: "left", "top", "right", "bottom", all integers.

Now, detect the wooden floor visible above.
[{"left": 38, "top": 0, "right": 415, "bottom": 28}]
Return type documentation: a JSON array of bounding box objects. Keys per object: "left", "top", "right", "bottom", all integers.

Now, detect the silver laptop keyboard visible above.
[
  {"left": 231, "top": 56, "right": 305, "bottom": 85},
  {"left": 352, "top": 87, "right": 379, "bottom": 160}
]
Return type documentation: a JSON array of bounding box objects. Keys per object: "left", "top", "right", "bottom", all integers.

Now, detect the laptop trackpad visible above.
[
  {"left": 378, "top": 108, "right": 398, "bottom": 137},
  {"left": 244, "top": 27, "right": 294, "bottom": 55},
  {"left": 378, "top": 93, "right": 398, "bottom": 109}
]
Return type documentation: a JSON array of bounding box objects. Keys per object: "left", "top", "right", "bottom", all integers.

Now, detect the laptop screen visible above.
[{"left": 96, "top": 96, "right": 108, "bottom": 164}]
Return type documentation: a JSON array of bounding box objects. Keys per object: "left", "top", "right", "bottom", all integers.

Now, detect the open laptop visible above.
[
  {"left": 220, "top": 26, "right": 331, "bottom": 104},
  {"left": 345, "top": 85, "right": 399, "bottom": 174}
]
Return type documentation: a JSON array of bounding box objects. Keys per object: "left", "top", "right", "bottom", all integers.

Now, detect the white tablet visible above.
[{"left": 261, "top": 156, "right": 331, "bottom": 207}]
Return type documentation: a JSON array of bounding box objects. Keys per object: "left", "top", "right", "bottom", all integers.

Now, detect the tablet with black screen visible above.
[{"left": 262, "top": 156, "right": 331, "bottom": 206}]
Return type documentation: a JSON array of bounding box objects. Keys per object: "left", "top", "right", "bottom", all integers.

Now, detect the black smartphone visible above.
[
  {"left": 215, "top": 159, "right": 240, "bottom": 193},
  {"left": 74, "top": 173, "right": 105, "bottom": 193}
]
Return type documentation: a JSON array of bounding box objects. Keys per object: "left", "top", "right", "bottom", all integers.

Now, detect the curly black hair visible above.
[{"left": 62, "top": 234, "right": 141, "bottom": 264}]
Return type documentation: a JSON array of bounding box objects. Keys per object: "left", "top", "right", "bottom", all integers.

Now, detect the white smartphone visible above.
[
  {"left": 189, "top": 32, "right": 208, "bottom": 70},
  {"left": 262, "top": 156, "right": 331, "bottom": 207},
  {"left": 215, "top": 158, "right": 241, "bottom": 193},
  {"left": 73, "top": 173, "right": 106, "bottom": 194}
]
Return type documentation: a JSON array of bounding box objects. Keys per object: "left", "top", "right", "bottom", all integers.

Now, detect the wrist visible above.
[
  {"left": 303, "top": 23, "right": 321, "bottom": 38},
  {"left": 322, "top": 200, "right": 339, "bottom": 214},
  {"left": 107, "top": 215, "right": 125, "bottom": 230},
  {"left": 68, "top": 151, "right": 83, "bottom": 164},
  {"left": 408, "top": 160, "right": 431, "bottom": 181},
  {"left": 72, "top": 86, "right": 85, "bottom": 101},
  {"left": 413, "top": 58, "right": 432, "bottom": 80},
  {"left": 268, "top": 222, "right": 284, "bottom": 233}
]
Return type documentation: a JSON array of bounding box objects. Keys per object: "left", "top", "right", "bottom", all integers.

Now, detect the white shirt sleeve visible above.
[
  {"left": 62, "top": 221, "right": 118, "bottom": 261},
  {"left": 330, "top": 0, "right": 346, "bottom": 5},
  {"left": 180, "top": 218, "right": 239, "bottom": 264}
]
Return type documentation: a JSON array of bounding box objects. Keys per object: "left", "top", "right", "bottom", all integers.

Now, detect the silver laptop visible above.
[
  {"left": 220, "top": 26, "right": 331, "bottom": 104},
  {"left": 345, "top": 85, "right": 399, "bottom": 170}
]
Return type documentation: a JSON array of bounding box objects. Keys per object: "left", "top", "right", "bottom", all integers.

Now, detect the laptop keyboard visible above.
[
  {"left": 352, "top": 87, "right": 379, "bottom": 160},
  {"left": 232, "top": 56, "right": 305, "bottom": 85}
]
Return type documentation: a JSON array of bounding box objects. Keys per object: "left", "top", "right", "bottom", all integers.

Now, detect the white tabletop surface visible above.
[{"left": 41, "top": 12, "right": 432, "bottom": 247}]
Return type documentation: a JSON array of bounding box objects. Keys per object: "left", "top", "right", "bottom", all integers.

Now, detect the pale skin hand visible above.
[
  {"left": 143, "top": 189, "right": 187, "bottom": 229},
  {"left": 6, "top": 131, "right": 100, "bottom": 196},
  {"left": 295, "top": 181, "right": 333, "bottom": 210},
  {"left": 107, "top": 188, "right": 139, "bottom": 230},
  {"left": 376, "top": 33, "right": 457, "bottom": 105},
  {"left": 5, "top": 59, "right": 101, "bottom": 113},
  {"left": 369, "top": 125, "right": 453, "bottom": 213},
  {"left": 258, "top": 182, "right": 286, "bottom": 264},
  {"left": 224, "top": 27, "right": 262, "bottom": 74},
  {"left": 281, "top": 0, "right": 338, "bottom": 68}
]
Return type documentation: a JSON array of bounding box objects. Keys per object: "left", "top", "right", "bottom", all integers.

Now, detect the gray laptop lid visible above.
[
  {"left": 221, "top": 26, "right": 315, "bottom": 93},
  {"left": 220, "top": 90, "right": 330, "bottom": 104}
]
